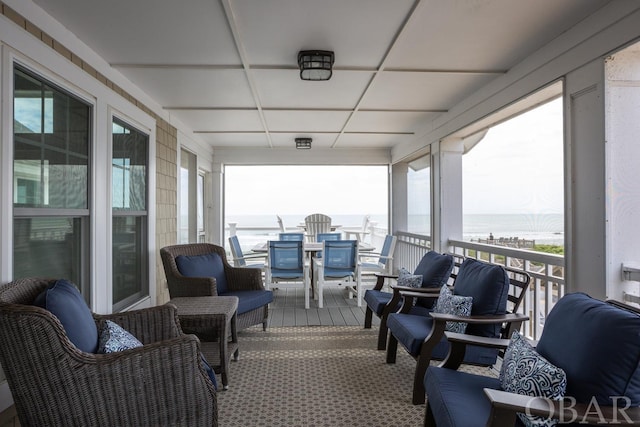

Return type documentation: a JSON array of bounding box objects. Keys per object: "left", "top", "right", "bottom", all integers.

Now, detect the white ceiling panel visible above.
[
  {"left": 170, "top": 110, "right": 264, "bottom": 132},
  {"left": 337, "top": 133, "right": 413, "bottom": 148},
  {"left": 386, "top": 0, "right": 605, "bottom": 71},
  {"left": 231, "top": 0, "right": 416, "bottom": 67},
  {"left": 263, "top": 111, "right": 350, "bottom": 132},
  {"left": 345, "top": 111, "right": 440, "bottom": 133},
  {"left": 199, "top": 133, "right": 269, "bottom": 147},
  {"left": 34, "top": 0, "right": 241, "bottom": 65},
  {"left": 28, "top": 0, "right": 619, "bottom": 156},
  {"left": 253, "top": 69, "right": 373, "bottom": 109},
  {"left": 361, "top": 71, "right": 498, "bottom": 111},
  {"left": 120, "top": 68, "right": 255, "bottom": 108}
]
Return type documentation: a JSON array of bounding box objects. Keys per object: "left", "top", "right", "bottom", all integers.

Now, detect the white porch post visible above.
[
  {"left": 210, "top": 161, "right": 224, "bottom": 245},
  {"left": 604, "top": 46, "right": 640, "bottom": 302},
  {"left": 433, "top": 138, "right": 463, "bottom": 253},
  {"left": 564, "top": 59, "right": 607, "bottom": 299},
  {"left": 391, "top": 162, "right": 408, "bottom": 235}
]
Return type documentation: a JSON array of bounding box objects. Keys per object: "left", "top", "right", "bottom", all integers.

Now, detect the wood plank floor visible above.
[{"left": 267, "top": 286, "right": 382, "bottom": 328}]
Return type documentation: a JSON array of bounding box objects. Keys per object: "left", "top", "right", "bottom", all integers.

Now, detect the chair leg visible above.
[
  {"left": 412, "top": 355, "right": 428, "bottom": 405},
  {"left": 377, "top": 317, "right": 389, "bottom": 351},
  {"left": 386, "top": 333, "right": 398, "bottom": 364},
  {"left": 262, "top": 320, "right": 267, "bottom": 331},
  {"left": 364, "top": 307, "right": 373, "bottom": 329}
]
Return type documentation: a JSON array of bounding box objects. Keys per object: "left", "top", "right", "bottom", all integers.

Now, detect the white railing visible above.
[{"left": 393, "top": 232, "right": 565, "bottom": 339}]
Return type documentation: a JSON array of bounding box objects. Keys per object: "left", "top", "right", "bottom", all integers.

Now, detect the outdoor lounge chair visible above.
[
  {"left": 0, "top": 277, "right": 217, "bottom": 427},
  {"left": 161, "top": 243, "right": 273, "bottom": 331},
  {"left": 424, "top": 292, "right": 640, "bottom": 426},
  {"left": 363, "top": 250, "right": 455, "bottom": 350},
  {"left": 386, "top": 258, "right": 530, "bottom": 404}
]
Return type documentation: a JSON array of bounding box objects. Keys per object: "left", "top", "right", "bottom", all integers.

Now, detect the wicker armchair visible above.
[
  {"left": 160, "top": 243, "right": 272, "bottom": 331},
  {"left": 0, "top": 277, "right": 217, "bottom": 427}
]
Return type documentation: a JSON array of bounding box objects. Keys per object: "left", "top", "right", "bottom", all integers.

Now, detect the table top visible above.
[
  {"left": 169, "top": 296, "right": 238, "bottom": 318},
  {"left": 251, "top": 241, "right": 374, "bottom": 253}
]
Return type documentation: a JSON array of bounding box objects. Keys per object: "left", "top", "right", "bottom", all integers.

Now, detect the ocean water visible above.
[{"left": 227, "top": 213, "right": 564, "bottom": 246}]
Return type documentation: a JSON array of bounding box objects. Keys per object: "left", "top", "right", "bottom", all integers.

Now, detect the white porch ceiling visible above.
[{"left": 33, "top": 0, "right": 605, "bottom": 151}]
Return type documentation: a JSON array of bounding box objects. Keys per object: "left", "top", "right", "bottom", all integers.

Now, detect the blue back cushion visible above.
[
  {"left": 33, "top": 279, "right": 99, "bottom": 353},
  {"left": 536, "top": 293, "right": 640, "bottom": 405},
  {"left": 452, "top": 258, "right": 509, "bottom": 338},
  {"left": 176, "top": 252, "right": 228, "bottom": 294},
  {"left": 413, "top": 252, "right": 454, "bottom": 309}
]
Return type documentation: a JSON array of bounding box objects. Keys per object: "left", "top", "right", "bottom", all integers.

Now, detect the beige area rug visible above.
[{"left": 214, "top": 325, "right": 496, "bottom": 427}]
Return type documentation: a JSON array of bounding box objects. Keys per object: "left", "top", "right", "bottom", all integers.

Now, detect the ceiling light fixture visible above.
[
  {"left": 295, "top": 137, "right": 312, "bottom": 149},
  {"left": 297, "top": 50, "right": 334, "bottom": 81}
]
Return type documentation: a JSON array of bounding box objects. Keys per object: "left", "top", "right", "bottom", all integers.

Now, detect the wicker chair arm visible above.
[
  {"left": 483, "top": 388, "right": 640, "bottom": 426},
  {"left": 94, "top": 303, "right": 182, "bottom": 343},
  {"left": 225, "top": 265, "right": 264, "bottom": 291},
  {"left": 168, "top": 275, "right": 218, "bottom": 297}
]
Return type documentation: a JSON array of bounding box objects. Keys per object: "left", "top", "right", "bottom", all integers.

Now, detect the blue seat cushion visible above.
[
  {"left": 33, "top": 279, "right": 99, "bottom": 353},
  {"left": 221, "top": 290, "right": 273, "bottom": 315},
  {"left": 364, "top": 290, "right": 393, "bottom": 316},
  {"left": 387, "top": 312, "right": 499, "bottom": 365},
  {"left": 536, "top": 292, "right": 640, "bottom": 405},
  {"left": 452, "top": 258, "right": 509, "bottom": 338},
  {"left": 424, "top": 366, "right": 507, "bottom": 427},
  {"left": 175, "top": 252, "right": 228, "bottom": 294},
  {"left": 413, "top": 252, "right": 455, "bottom": 309}
]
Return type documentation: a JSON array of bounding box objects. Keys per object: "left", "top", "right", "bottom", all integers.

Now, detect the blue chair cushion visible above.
[
  {"left": 387, "top": 312, "right": 499, "bottom": 365},
  {"left": 201, "top": 354, "right": 218, "bottom": 390},
  {"left": 221, "top": 290, "right": 273, "bottom": 315},
  {"left": 175, "top": 252, "right": 228, "bottom": 294},
  {"left": 425, "top": 366, "right": 505, "bottom": 427},
  {"left": 33, "top": 279, "right": 99, "bottom": 353},
  {"left": 536, "top": 292, "right": 640, "bottom": 405},
  {"left": 413, "top": 252, "right": 455, "bottom": 309},
  {"left": 413, "top": 251, "right": 455, "bottom": 288},
  {"left": 452, "top": 258, "right": 509, "bottom": 338},
  {"left": 97, "top": 320, "right": 143, "bottom": 353},
  {"left": 364, "top": 289, "right": 394, "bottom": 316}
]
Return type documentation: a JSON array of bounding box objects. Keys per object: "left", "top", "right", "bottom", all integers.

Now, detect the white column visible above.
[
  {"left": 605, "top": 45, "right": 640, "bottom": 301},
  {"left": 434, "top": 138, "right": 463, "bottom": 253},
  {"left": 391, "top": 163, "right": 408, "bottom": 234},
  {"left": 564, "top": 59, "right": 607, "bottom": 298}
]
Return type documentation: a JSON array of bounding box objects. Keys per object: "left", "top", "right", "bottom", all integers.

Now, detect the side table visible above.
[{"left": 169, "top": 296, "right": 239, "bottom": 390}]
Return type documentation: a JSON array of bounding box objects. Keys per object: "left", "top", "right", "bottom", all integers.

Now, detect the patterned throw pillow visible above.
[
  {"left": 397, "top": 267, "right": 422, "bottom": 288},
  {"left": 499, "top": 331, "right": 567, "bottom": 427},
  {"left": 98, "top": 320, "right": 143, "bottom": 353},
  {"left": 432, "top": 286, "right": 472, "bottom": 333}
]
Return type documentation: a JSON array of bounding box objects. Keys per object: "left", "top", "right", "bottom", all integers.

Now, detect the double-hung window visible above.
[
  {"left": 13, "top": 66, "right": 92, "bottom": 298},
  {"left": 112, "top": 118, "right": 149, "bottom": 311}
]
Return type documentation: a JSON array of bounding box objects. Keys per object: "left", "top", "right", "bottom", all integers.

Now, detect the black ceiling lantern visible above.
[
  {"left": 298, "top": 50, "right": 334, "bottom": 81},
  {"left": 295, "top": 137, "right": 312, "bottom": 149}
]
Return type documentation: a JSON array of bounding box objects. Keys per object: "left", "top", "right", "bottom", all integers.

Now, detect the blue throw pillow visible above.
[
  {"left": 433, "top": 285, "right": 472, "bottom": 333},
  {"left": 397, "top": 267, "right": 422, "bottom": 288},
  {"left": 176, "top": 252, "right": 228, "bottom": 294},
  {"left": 33, "top": 279, "right": 99, "bottom": 353},
  {"left": 500, "top": 331, "right": 566, "bottom": 427},
  {"left": 97, "top": 320, "right": 143, "bottom": 353}
]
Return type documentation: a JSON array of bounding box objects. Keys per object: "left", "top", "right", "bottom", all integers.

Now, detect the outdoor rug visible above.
[{"left": 214, "top": 325, "right": 496, "bottom": 427}]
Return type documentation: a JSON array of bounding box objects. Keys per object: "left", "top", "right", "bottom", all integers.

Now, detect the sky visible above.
[
  {"left": 225, "top": 165, "right": 389, "bottom": 216},
  {"left": 225, "top": 98, "right": 564, "bottom": 217}
]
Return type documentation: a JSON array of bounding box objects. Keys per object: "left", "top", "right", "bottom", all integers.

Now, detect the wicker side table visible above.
[{"left": 169, "top": 296, "right": 239, "bottom": 389}]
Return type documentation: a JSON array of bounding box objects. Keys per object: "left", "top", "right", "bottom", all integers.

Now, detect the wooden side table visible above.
[{"left": 169, "top": 296, "right": 239, "bottom": 390}]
